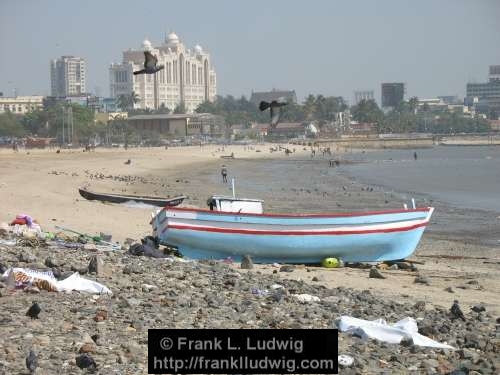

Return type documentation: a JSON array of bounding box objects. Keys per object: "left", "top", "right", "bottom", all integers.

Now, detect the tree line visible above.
[{"left": 0, "top": 93, "right": 491, "bottom": 140}]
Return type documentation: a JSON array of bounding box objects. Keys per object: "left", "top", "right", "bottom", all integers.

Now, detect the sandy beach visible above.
[{"left": 1, "top": 144, "right": 499, "bottom": 316}]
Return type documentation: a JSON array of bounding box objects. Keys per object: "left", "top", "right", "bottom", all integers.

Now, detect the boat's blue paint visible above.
[{"left": 161, "top": 226, "right": 426, "bottom": 263}]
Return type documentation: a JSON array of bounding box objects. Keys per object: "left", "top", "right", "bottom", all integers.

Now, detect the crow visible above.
[
  {"left": 450, "top": 300, "right": 466, "bottom": 321},
  {"left": 133, "top": 51, "right": 165, "bottom": 75},
  {"left": 26, "top": 350, "right": 37, "bottom": 374},
  {"left": 26, "top": 302, "right": 41, "bottom": 319},
  {"left": 75, "top": 353, "right": 97, "bottom": 373},
  {"left": 124, "top": 159, "right": 131, "bottom": 165},
  {"left": 259, "top": 97, "right": 288, "bottom": 127}
]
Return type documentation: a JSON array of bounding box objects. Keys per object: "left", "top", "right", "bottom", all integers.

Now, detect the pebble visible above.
[{"left": 414, "top": 275, "right": 430, "bottom": 285}]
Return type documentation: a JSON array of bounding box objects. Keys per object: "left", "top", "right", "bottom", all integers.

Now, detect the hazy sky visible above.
[{"left": 1, "top": 0, "right": 499, "bottom": 103}]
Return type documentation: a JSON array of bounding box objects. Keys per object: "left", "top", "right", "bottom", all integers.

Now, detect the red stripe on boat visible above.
[{"left": 166, "top": 221, "right": 429, "bottom": 235}]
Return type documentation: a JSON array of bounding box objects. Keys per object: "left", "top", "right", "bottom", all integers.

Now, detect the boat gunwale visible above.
[{"left": 163, "top": 205, "right": 433, "bottom": 218}]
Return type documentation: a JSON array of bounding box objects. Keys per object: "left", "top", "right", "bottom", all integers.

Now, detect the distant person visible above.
[
  {"left": 221, "top": 165, "right": 228, "bottom": 183},
  {"left": 414, "top": 151, "right": 418, "bottom": 161}
]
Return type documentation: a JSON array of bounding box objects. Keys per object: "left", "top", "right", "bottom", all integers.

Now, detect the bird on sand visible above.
[
  {"left": 133, "top": 51, "right": 165, "bottom": 75},
  {"left": 76, "top": 353, "right": 98, "bottom": 372},
  {"left": 259, "top": 97, "right": 288, "bottom": 127},
  {"left": 450, "top": 300, "right": 466, "bottom": 321},
  {"left": 26, "top": 302, "right": 41, "bottom": 319},
  {"left": 26, "top": 350, "right": 38, "bottom": 374},
  {"left": 124, "top": 159, "right": 131, "bottom": 165}
]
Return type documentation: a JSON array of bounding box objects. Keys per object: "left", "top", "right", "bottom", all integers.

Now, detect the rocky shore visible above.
[{"left": 0, "top": 239, "right": 498, "bottom": 375}]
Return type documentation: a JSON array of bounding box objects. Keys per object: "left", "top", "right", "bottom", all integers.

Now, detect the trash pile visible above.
[
  {"left": 0, "top": 214, "right": 121, "bottom": 251},
  {"left": 1, "top": 267, "right": 112, "bottom": 294}
]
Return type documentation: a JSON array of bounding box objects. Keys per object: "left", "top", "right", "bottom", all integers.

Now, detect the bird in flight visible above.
[
  {"left": 133, "top": 51, "right": 165, "bottom": 75},
  {"left": 259, "top": 97, "right": 288, "bottom": 127}
]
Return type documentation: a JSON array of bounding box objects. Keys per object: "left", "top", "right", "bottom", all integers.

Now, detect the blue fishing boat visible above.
[{"left": 152, "top": 197, "right": 434, "bottom": 263}]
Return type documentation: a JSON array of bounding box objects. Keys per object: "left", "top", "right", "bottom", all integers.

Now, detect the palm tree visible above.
[{"left": 115, "top": 91, "right": 140, "bottom": 112}]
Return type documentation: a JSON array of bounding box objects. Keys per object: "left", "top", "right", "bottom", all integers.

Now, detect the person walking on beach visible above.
[
  {"left": 414, "top": 151, "right": 418, "bottom": 161},
  {"left": 221, "top": 165, "right": 228, "bottom": 183}
]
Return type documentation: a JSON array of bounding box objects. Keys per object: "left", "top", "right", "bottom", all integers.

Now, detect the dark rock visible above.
[
  {"left": 445, "top": 286, "right": 455, "bottom": 293},
  {"left": 369, "top": 267, "right": 386, "bottom": 279},
  {"left": 471, "top": 304, "right": 485, "bottom": 313},
  {"left": 241, "top": 255, "right": 253, "bottom": 270},
  {"left": 44, "top": 257, "right": 61, "bottom": 268}
]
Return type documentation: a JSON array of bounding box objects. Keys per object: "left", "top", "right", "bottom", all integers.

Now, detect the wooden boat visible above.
[
  {"left": 78, "top": 188, "right": 186, "bottom": 208},
  {"left": 152, "top": 201, "right": 434, "bottom": 263}
]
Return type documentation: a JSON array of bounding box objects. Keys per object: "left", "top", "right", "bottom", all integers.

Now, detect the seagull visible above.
[
  {"left": 26, "top": 302, "right": 41, "bottom": 319},
  {"left": 133, "top": 51, "right": 165, "bottom": 75},
  {"left": 26, "top": 350, "right": 38, "bottom": 374},
  {"left": 450, "top": 300, "right": 466, "bottom": 321},
  {"left": 76, "top": 354, "right": 97, "bottom": 373},
  {"left": 259, "top": 97, "right": 288, "bottom": 127}
]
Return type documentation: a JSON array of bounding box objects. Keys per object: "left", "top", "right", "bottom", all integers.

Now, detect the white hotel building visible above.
[{"left": 109, "top": 32, "right": 216, "bottom": 113}]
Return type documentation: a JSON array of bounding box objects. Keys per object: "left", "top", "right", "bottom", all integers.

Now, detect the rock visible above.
[
  {"left": 369, "top": 267, "right": 386, "bottom": 279},
  {"left": 141, "top": 284, "right": 158, "bottom": 292},
  {"left": 445, "top": 286, "right": 455, "bottom": 293},
  {"left": 79, "top": 343, "right": 96, "bottom": 353},
  {"left": 395, "top": 262, "right": 413, "bottom": 270},
  {"left": 94, "top": 309, "right": 108, "bottom": 322},
  {"left": 279, "top": 265, "right": 294, "bottom": 272},
  {"left": 389, "top": 264, "right": 398, "bottom": 270},
  {"left": 18, "top": 252, "right": 37, "bottom": 263},
  {"left": 414, "top": 301, "right": 426, "bottom": 311},
  {"left": 44, "top": 257, "right": 61, "bottom": 268},
  {"left": 414, "top": 275, "right": 430, "bottom": 285},
  {"left": 471, "top": 304, "right": 485, "bottom": 313},
  {"left": 241, "top": 255, "right": 253, "bottom": 269},
  {"left": 88, "top": 255, "right": 108, "bottom": 276},
  {"left": 70, "top": 265, "right": 88, "bottom": 274}
]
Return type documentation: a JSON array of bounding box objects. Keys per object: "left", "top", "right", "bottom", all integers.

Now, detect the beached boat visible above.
[
  {"left": 78, "top": 188, "right": 186, "bottom": 208},
  {"left": 152, "top": 200, "right": 434, "bottom": 263}
]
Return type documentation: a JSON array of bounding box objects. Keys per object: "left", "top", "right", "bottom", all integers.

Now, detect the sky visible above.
[{"left": 1, "top": 0, "right": 499, "bottom": 104}]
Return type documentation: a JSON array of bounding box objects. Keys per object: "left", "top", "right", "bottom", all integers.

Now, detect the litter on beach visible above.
[
  {"left": 337, "top": 316, "right": 455, "bottom": 349},
  {"left": 1, "top": 267, "right": 112, "bottom": 295}
]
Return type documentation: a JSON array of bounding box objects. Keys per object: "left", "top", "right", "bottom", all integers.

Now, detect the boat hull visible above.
[
  {"left": 79, "top": 188, "right": 186, "bottom": 207},
  {"left": 153, "top": 207, "right": 434, "bottom": 263}
]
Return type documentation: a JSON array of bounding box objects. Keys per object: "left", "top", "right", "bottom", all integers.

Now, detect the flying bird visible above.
[
  {"left": 26, "top": 350, "right": 38, "bottom": 374},
  {"left": 133, "top": 51, "right": 165, "bottom": 75},
  {"left": 26, "top": 302, "right": 41, "bottom": 319},
  {"left": 76, "top": 354, "right": 98, "bottom": 373},
  {"left": 259, "top": 97, "right": 288, "bottom": 127},
  {"left": 450, "top": 300, "right": 466, "bottom": 321}
]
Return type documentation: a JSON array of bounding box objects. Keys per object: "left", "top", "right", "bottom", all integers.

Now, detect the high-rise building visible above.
[
  {"left": 381, "top": 83, "right": 405, "bottom": 108},
  {"left": 109, "top": 32, "right": 217, "bottom": 113},
  {"left": 50, "top": 56, "right": 86, "bottom": 96},
  {"left": 489, "top": 65, "right": 500, "bottom": 82},
  {"left": 354, "top": 90, "right": 374, "bottom": 105},
  {"left": 466, "top": 65, "right": 500, "bottom": 114}
]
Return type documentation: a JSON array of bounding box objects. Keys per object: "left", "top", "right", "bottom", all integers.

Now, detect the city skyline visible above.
[{"left": 1, "top": 0, "right": 499, "bottom": 103}]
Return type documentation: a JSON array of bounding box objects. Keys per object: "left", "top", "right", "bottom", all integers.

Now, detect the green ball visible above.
[{"left": 322, "top": 257, "right": 339, "bottom": 268}]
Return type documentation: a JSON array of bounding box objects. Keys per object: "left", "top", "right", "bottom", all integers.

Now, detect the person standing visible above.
[
  {"left": 221, "top": 165, "right": 228, "bottom": 183},
  {"left": 414, "top": 151, "right": 418, "bottom": 161}
]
